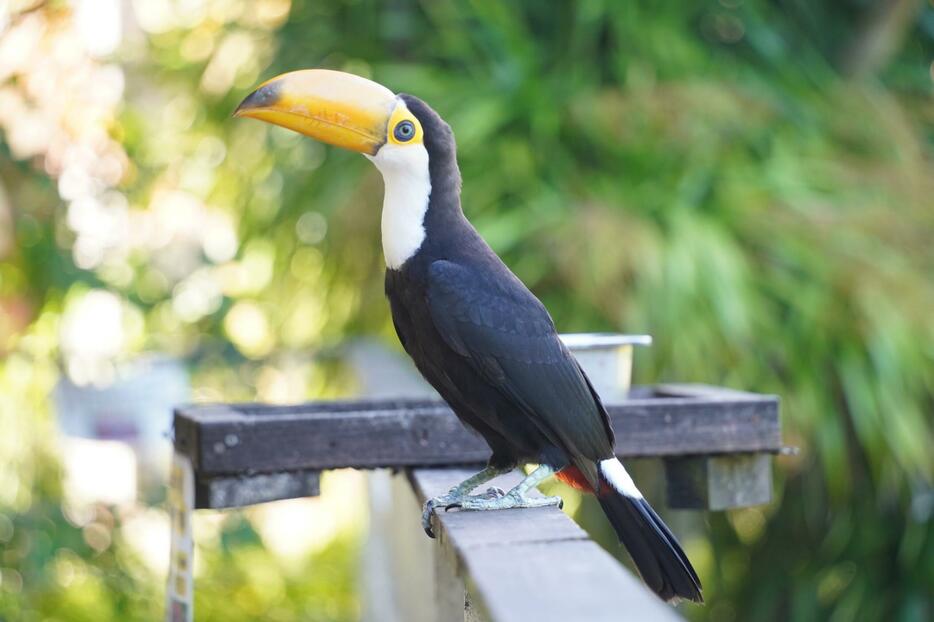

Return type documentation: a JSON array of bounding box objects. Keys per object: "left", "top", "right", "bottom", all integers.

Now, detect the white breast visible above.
[{"left": 366, "top": 141, "right": 432, "bottom": 270}]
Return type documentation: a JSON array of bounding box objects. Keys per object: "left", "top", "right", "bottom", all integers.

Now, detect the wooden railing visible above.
[{"left": 170, "top": 384, "right": 781, "bottom": 621}]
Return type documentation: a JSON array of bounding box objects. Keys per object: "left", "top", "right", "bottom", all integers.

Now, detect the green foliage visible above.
[
  {"left": 0, "top": 496, "right": 359, "bottom": 622},
  {"left": 1, "top": 0, "right": 932, "bottom": 620}
]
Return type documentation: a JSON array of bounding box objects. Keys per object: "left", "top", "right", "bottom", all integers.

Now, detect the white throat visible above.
[{"left": 367, "top": 141, "right": 431, "bottom": 269}]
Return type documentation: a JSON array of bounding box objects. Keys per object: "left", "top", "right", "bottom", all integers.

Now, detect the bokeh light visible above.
[{"left": 0, "top": 1, "right": 931, "bottom": 621}]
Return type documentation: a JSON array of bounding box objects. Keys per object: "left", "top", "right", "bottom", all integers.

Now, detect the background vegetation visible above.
[{"left": 1, "top": 1, "right": 931, "bottom": 620}]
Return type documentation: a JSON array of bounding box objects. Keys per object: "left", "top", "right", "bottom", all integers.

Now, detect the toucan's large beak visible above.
[{"left": 234, "top": 69, "right": 397, "bottom": 155}]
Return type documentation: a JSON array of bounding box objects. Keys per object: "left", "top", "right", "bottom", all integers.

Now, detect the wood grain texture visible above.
[
  {"left": 408, "top": 468, "right": 683, "bottom": 622},
  {"left": 194, "top": 470, "right": 320, "bottom": 509},
  {"left": 173, "top": 384, "right": 780, "bottom": 476},
  {"left": 664, "top": 454, "right": 773, "bottom": 511}
]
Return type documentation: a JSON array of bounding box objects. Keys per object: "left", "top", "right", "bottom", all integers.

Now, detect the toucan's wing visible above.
[{"left": 427, "top": 259, "right": 614, "bottom": 465}]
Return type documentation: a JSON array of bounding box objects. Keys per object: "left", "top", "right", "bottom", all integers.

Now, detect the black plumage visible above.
[
  {"left": 385, "top": 95, "right": 702, "bottom": 603},
  {"left": 386, "top": 95, "right": 610, "bottom": 475}
]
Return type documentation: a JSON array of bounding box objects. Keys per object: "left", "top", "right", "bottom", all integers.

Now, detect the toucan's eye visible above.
[{"left": 394, "top": 120, "right": 415, "bottom": 142}]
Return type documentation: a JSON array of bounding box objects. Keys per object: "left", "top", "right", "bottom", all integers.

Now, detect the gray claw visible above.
[{"left": 422, "top": 498, "right": 443, "bottom": 538}]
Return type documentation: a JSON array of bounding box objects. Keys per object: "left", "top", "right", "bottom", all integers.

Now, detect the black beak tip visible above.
[{"left": 233, "top": 81, "right": 282, "bottom": 117}]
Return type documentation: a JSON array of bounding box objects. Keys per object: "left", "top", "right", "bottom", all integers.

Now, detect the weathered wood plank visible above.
[
  {"left": 408, "top": 468, "right": 682, "bottom": 622},
  {"left": 194, "top": 470, "right": 320, "bottom": 509},
  {"left": 665, "top": 454, "right": 773, "bottom": 510},
  {"left": 173, "top": 384, "right": 780, "bottom": 476},
  {"left": 466, "top": 540, "right": 681, "bottom": 622},
  {"left": 652, "top": 384, "right": 769, "bottom": 401}
]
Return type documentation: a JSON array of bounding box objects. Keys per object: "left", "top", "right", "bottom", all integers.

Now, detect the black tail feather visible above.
[{"left": 597, "top": 483, "right": 703, "bottom": 603}]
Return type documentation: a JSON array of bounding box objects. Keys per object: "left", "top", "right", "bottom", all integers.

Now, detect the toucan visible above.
[{"left": 235, "top": 69, "right": 703, "bottom": 604}]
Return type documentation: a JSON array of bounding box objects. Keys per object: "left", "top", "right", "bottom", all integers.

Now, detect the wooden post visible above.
[
  {"left": 374, "top": 470, "right": 443, "bottom": 622},
  {"left": 664, "top": 453, "right": 772, "bottom": 511}
]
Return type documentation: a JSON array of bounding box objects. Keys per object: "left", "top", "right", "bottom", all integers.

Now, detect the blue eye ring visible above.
[{"left": 394, "top": 120, "right": 415, "bottom": 142}]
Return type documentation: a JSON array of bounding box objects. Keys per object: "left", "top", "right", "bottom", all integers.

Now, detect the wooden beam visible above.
[
  {"left": 173, "top": 384, "right": 780, "bottom": 476},
  {"left": 194, "top": 470, "right": 320, "bottom": 509},
  {"left": 664, "top": 454, "right": 772, "bottom": 511},
  {"left": 408, "top": 468, "right": 683, "bottom": 622}
]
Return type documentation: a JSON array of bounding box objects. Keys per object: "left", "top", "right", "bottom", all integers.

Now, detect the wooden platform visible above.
[
  {"left": 172, "top": 383, "right": 782, "bottom": 621},
  {"left": 173, "top": 384, "right": 780, "bottom": 508}
]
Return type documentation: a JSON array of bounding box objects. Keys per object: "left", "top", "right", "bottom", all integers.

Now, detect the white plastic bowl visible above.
[{"left": 559, "top": 333, "right": 652, "bottom": 401}]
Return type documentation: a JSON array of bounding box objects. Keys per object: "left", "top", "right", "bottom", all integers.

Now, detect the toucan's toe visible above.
[{"left": 482, "top": 486, "right": 506, "bottom": 499}]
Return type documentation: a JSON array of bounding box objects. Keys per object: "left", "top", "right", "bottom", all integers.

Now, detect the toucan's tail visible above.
[{"left": 595, "top": 458, "right": 703, "bottom": 603}]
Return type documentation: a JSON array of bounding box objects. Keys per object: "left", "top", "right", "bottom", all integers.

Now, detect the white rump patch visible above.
[
  {"left": 599, "top": 458, "right": 643, "bottom": 499},
  {"left": 366, "top": 103, "right": 432, "bottom": 269}
]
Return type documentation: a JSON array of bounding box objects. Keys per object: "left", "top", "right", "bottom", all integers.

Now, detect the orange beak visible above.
[{"left": 234, "top": 69, "right": 397, "bottom": 155}]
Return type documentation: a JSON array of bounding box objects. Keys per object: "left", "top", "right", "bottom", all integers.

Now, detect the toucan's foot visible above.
[
  {"left": 422, "top": 487, "right": 506, "bottom": 538},
  {"left": 481, "top": 486, "right": 506, "bottom": 499},
  {"left": 451, "top": 489, "right": 564, "bottom": 512},
  {"left": 420, "top": 464, "right": 559, "bottom": 537}
]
